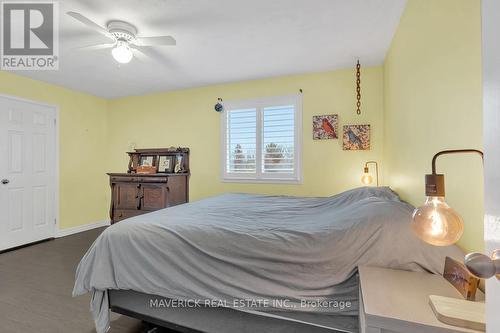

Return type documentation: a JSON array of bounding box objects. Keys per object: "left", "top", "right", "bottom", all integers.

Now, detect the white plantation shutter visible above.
[
  {"left": 262, "top": 105, "right": 295, "bottom": 174},
  {"left": 226, "top": 108, "right": 256, "bottom": 174},
  {"left": 222, "top": 95, "right": 301, "bottom": 183}
]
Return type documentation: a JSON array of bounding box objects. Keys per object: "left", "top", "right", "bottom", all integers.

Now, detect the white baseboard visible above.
[{"left": 56, "top": 220, "right": 110, "bottom": 238}]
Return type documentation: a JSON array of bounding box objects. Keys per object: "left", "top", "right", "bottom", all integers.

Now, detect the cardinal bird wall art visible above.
[
  {"left": 313, "top": 114, "right": 338, "bottom": 140},
  {"left": 343, "top": 124, "right": 370, "bottom": 150}
]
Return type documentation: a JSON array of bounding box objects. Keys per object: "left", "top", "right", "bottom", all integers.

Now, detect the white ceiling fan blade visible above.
[
  {"left": 131, "top": 46, "right": 168, "bottom": 64},
  {"left": 134, "top": 36, "right": 176, "bottom": 46},
  {"left": 74, "top": 43, "right": 115, "bottom": 51},
  {"left": 66, "top": 11, "right": 114, "bottom": 40},
  {"left": 132, "top": 48, "right": 150, "bottom": 62}
]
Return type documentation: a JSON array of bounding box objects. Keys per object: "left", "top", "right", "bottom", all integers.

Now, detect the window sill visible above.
[{"left": 221, "top": 177, "right": 303, "bottom": 185}]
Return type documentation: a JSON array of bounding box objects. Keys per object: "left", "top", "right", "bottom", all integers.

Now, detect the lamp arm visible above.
[
  {"left": 431, "top": 149, "right": 484, "bottom": 174},
  {"left": 365, "top": 161, "right": 379, "bottom": 186}
]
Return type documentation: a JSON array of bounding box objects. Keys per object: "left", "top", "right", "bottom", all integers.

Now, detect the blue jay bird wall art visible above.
[{"left": 343, "top": 125, "right": 371, "bottom": 150}]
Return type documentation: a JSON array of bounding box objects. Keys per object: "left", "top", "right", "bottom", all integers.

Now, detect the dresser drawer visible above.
[
  {"left": 110, "top": 176, "right": 139, "bottom": 182},
  {"left": 110, "top": 175, "right": 168, "bottom": 183},
  {"left": 139, "top": 176, "right": 169, "bottom": 183},
  {"left": 113, "top": 209, "right": 144, "bottom": 222}
]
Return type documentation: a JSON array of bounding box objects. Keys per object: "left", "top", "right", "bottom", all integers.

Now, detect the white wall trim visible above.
[{"left": 56, "top": 220, "right": 110, "bottom": 238}]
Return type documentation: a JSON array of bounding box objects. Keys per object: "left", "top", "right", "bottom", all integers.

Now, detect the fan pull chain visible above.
[{"left": 356, "top": 60, "right": 361, "bottom": 115}]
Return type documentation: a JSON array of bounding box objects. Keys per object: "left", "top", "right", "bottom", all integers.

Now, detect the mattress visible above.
[{"left": 73, "top": 187, "right": 463, "bottom": 333}]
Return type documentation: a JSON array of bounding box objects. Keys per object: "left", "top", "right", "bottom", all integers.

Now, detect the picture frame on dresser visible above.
[
  {"left": 174, "top": 154, "right": 184, "bottom": 173},
  {"left": 139, "top": 155, "right": 155, "bottom": 167},
  {"left": 158, "top": 155, "right": 175, "bottom": 173}
]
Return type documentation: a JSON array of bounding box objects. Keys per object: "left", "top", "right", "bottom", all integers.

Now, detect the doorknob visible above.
[{"left": 1, "top": 179, "right": 9, "bottom": 185}]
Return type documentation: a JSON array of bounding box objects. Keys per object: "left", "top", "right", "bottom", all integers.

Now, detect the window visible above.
[{"left": 221, "top": 95, "right": 302, "bottom": 183}]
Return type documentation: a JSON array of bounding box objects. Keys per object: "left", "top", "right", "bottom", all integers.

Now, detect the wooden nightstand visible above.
[{"left": 359, "top": 266, "right": 485, "bottom": 333}]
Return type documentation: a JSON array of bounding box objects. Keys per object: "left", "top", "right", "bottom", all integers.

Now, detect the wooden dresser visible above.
[{"left": 108, "top": 148, "right": 190, "bottom": 223}]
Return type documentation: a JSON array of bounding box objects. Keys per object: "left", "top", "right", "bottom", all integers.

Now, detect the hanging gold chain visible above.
[{"left": 356, "top": 60, "right": 361, "bottom": 115}]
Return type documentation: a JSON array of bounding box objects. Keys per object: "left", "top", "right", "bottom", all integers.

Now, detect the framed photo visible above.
[
  {"left": 174, "top": 154, "right": 184, "bottom": 173},
  {"left": 140, "top": 155, "right": 154, "bottom": 167},
  {"left": 343, "top": 124, "right": 370, "bottom": 150},
  {"left": 158, "top": 155, "right": 175, "bottom": 173},
  {"left": 313, "top": 114, "right": 338, "bottom": 140}
]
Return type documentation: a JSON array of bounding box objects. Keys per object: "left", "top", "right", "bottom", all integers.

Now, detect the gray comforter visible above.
[{"left": 73, "top": 187, "right": 463, "bottom": 333}]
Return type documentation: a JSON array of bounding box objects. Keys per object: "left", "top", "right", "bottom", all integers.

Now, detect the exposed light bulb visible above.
[
  {"left": 112, "top": 40, "right": 133, "bottom": 64},
  {"left": 361, "top": 166, "right": 373, "bottom": 185},
  {"left": 361, "top": 173, "right": 373, "bottom": 185},
  {"left": 411, "top": 196, "right": 464, "bottom": 246}
]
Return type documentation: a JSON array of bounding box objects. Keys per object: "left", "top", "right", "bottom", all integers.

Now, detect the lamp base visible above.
[{"left": 429, "top": 295, "right": 485, "bottom": 331}]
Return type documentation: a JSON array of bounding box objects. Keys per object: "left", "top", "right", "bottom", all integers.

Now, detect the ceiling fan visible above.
[{"left": 66, "top": 11, "right": 176, "bottom": 64}]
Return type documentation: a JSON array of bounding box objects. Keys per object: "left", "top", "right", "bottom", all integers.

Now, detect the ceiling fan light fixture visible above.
[
  {"left": 66, "top": 12, "right": 176, "bottom": 65},
  {"left": 112, "top": 40, "right": 133, "bottom": 64}
]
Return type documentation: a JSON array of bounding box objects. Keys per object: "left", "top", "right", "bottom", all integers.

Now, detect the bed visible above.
[{"left": 73, "top": 187, "right": 463, "bottom": 333}]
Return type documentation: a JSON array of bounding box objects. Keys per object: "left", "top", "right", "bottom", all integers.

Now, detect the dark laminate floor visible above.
[{"left": 0, "top": 228, "right": 172, "bottom": 333}]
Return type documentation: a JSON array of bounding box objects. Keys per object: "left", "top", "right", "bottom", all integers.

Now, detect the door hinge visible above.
[
  {"left": 54, "top": 218, "right": 57, "bottom": 225},
  {"left": 53, "top": 118, "right": 56, "bottom": 125}
]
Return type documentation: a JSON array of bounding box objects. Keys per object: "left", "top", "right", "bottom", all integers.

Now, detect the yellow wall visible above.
[
  {"left": 383, "top": 0, "right": 483, "bottom": 251},
  {"left": 107, "top": 67, "right": 385, "bottom": 200},
  {"left": 0, "top": 72, "right": 109, "bottom": 229}
]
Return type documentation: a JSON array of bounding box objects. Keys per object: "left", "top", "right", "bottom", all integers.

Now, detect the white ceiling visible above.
[{"left": 12, "top": 0, "right": 406, "bottom": 99}]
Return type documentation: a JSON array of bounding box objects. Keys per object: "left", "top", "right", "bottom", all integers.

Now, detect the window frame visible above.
[{"left": 221, "top": 94, "right": 302, "bottom": 184}]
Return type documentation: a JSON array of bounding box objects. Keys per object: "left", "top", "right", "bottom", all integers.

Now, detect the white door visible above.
[
  {"left": 0, "top": 95, "right": 57, "bottom": 251},
  {"left": 483, "top": 1, "right": 500, "bottom": 331}
]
